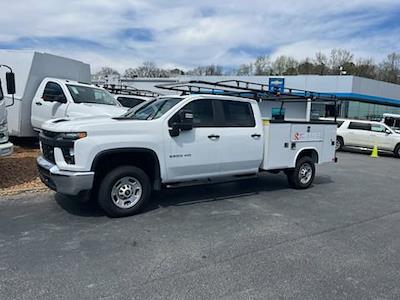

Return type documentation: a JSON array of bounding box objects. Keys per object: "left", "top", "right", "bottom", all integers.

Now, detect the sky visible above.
[{"left": 1, "top": 0, "right": 400, "bottom": 72}]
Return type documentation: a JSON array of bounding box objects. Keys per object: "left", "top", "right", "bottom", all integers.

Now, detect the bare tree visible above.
[
  {"left": 139, "top": 61, "right": 158, "bottom": 77},
  {"left": 205, "top": 64, "right": 223, "bottom": 75},
  {"left": 123, "top": 61, "right": 170, "bottom": 78},
  {"left": 187, "top": 65, "right": 223, "bottom": 76},
  {"left": 314, "top": 52, "right": 328, "bottom": 75},
  {"left": 94, "top": 67, "right": 120, "bottom": 77},
  {"left": 378, "top": 53, "right": 400, "bottom": 83},
  {"left": 236, "top": 63, "right": 253, "bottom": 76},
  {"left": 254, "top": 55, "right": 271, "bottom": 75},
  {"left": 329, "top": 49, "right": 354, "bottom": 73},
  {"left": 297, "top": 58, "right": 315, "bottom": 74},
  {"left": 123, "top": 68, "right": 137, "bottom": 78},
  {"left": 271, "top": 56, "right": 298, "bottom": 75},
  {"left": 353, "top": 58, "right": 376, "bottom": 79}
]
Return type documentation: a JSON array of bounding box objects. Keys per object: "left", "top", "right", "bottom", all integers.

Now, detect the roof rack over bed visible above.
[
  {"left": 155, "top": 79, "right": 339, "bottom": 103},
  {"left": 103, "top": 84, "right": 160, "bottom": 98},
  {"left": 155, "top": 79, "right": 341, "bottom": 121}
]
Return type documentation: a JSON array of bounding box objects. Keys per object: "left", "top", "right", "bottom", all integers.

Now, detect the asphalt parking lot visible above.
[{"left": 1, "top": 151, "right": 400, "bottom": 299}]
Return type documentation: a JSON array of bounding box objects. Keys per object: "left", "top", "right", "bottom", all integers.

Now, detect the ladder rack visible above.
[
  {"left": 103, "top": 84, "right": 160, "bottom": 98},
  {"left": 155, "top": 79, "right": 340, "bottom": 121},
  {"left": 155, "top": 79, "right": 338, "bottom": 103}
]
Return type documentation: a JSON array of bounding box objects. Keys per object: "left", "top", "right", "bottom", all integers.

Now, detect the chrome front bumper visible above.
[{"left": 37, "top": 156, "right": 94, "bottom": 196}]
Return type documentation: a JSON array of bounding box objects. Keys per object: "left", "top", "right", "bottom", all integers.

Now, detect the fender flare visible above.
[
  {"left": 293, "top": 147, "right": 319, "bottom": 167},
  {"left": 91, "top": 147, "right": 162, "bottom": 190}
]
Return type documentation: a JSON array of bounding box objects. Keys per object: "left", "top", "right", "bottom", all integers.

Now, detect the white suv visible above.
[{"left": 336, "top": 119, "right": 400, "bottom": 158}]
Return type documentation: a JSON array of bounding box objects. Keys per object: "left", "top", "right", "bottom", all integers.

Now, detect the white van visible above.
[{"left": 0, "top": 50, "right": 127, "bottom": 137}]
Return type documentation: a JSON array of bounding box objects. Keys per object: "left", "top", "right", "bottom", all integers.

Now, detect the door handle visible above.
[
  {"left": 208, "top": 134, "right": 220, "bottom": 140},
  {"left": 35, "top": 102, "right": 42, "bottom": 106},
  {"left": 251, "top": 134, "right": 261, "bottom": 138}
]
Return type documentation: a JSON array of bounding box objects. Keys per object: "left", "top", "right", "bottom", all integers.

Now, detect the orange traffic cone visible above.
[{"left": 371, "top": 145, "right": 379, "bottom": 158}]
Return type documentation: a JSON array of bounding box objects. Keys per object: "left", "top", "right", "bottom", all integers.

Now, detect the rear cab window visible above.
[{"left": 221, "top": 100, "right": 255, "bottom": 127}]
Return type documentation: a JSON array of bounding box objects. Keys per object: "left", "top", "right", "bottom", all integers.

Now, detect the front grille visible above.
[
  {"left": 42, "top": 143, "right": 55, "bottom": 164},
  {"left": 40, "top": 130, "right": 76, "bottom": 165}
]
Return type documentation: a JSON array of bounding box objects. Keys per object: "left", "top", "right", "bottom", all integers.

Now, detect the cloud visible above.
[{"left": 0, "top": 0, "right": 400, "bottom": 72}]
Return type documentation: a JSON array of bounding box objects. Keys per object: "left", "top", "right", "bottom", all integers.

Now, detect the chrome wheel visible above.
[
  {"left": 299, "top": 163, "right": 313, "bottom": 185},
  {"left": 111, "top": 176, "right": 143, "bottom": 209}
]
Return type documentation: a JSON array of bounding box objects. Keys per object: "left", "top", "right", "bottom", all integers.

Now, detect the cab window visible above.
[
  {"left": 173, "top": 99, "right": 215, "bottom": 127},
  {"left": 221, "top": 100, "right": 255, "bottom": 127},
  {"left": 42, "top": 82, "right": 66, "bottom": 101}
]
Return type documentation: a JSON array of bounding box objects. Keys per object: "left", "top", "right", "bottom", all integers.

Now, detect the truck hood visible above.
[
  {"left": 42, "top": 115, "right": 150, "bottom": 133},
  {"left": 67, "top": 103, "right": 127, "bottom": 118}
]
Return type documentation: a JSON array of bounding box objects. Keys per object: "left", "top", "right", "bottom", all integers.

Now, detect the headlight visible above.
[{"left": 59, "top": 132, "right": 87, "bottom": 140}]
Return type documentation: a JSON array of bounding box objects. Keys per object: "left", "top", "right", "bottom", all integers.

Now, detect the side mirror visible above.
[
  {"left": 6, "top": 72, "right": 16, "bottom": 95},
  {"left": 385, "top": 129, "right": 392, "bottom": 135},
  {"left": 169, "top": 109, "right": 194, "bottom": 137},
  {"left": 178, "top": 110, "right": 194, "bottom": 131}
]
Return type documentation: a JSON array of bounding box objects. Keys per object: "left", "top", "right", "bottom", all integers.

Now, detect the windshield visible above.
[
  {"left": 122, "top": 97, "right": 183, "bottom": 120},
  {"left": 67, "top": 85, "right": 117, "bottom": 106}
]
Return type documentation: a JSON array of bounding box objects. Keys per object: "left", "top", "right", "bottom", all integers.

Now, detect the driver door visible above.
[
  {"left": 164, "top": 99, "right": 221, "bottom": 182},
  {"left": 31, "top": 81, "right": 69, "bottom": 130}
]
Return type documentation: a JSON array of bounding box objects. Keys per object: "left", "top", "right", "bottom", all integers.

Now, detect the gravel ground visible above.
[{"left": 0, "top": 145, "right": 47, "bottom": 197}]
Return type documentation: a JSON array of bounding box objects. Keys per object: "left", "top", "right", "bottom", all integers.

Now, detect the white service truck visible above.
[
  {"left": 0, "top": 65, "right": 16, "bottom": 157},
  {"left": 37, "top": 90, "right": 337, "bottom": 217},
  {"left": 0, "top": 50, "right": 127, "bottom": 137}
]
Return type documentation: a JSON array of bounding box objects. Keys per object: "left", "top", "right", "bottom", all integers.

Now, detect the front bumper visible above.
[
  {"left": 0, "top": 142, "right": 13, "bottom": 157},
  {"left": 37, "top": 156, "right": 94, "bottom": 196}
]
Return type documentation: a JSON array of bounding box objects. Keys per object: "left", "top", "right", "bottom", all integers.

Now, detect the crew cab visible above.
[
  {"left": 37, "top": 94, "right": 337, "bottom": 217},
  {"left": 336, "top": 119, "right": 400, "bottom": 157}
]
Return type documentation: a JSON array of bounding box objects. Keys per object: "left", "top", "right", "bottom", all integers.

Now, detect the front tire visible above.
[
  {"left": 286, "top": 157, "right": 315, "bottom": 189},
  {"left": 98, "top": 166, "right": 151, "bottom": 217}
]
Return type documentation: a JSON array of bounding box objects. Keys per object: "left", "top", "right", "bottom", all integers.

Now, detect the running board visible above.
[{"left": 165, "top": 173, "right": 258, "bottom": 189}]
